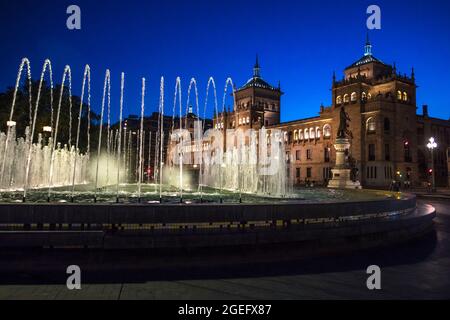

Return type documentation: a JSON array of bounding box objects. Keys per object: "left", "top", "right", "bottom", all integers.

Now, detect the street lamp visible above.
[{"left": 427, "top": 137, "right": 437, "bottom": 192}]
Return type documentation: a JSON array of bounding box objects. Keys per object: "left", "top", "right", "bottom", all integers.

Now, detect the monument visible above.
[{"left": 328, "top": 106, "right": 362, "bottom": 189}]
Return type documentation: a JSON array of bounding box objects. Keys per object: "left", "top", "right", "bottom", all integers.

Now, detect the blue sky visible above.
[{"left": 0, "top": 0, "right": 449, "bottom": 122}]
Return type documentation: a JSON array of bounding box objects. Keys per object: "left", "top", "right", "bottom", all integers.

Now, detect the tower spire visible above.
[
  {"left": 253, "top": 54, "right": 261, "bottom": 78},
  {"left": 364, "top": 32, "right": 372, "bottom": 56}
]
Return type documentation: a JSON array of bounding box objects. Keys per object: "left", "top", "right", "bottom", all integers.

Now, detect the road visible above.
[{"left": 0, "top": 198, "right": 449, "bottom": 299}]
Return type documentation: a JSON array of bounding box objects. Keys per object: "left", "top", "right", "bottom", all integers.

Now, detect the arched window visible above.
[
  {"left": 367, "top": 93, "right": 372, "bottom": 100},
  {"left": 366, "top": 117, "right": 376, "bottom": 133},
  {"left": 397, "top": 90, "right": 402, "bottom": 100},
  {"left": 246, "top": 116, "right": 250, "bottom": 124},
  {"left": 343, "top": 94, "right": 349, "bottom": 103},
  {"left": 304, "top": 129, "right": 309, "bottom": 140},
  {"left": 336, "top": 96, "right": 342, "bottom": 104},
  {"left": 299, "top": 129, "right": 304, "bottom": 140},
  {"left": 384, "top": 118, "right": 390, "bottom": 132},
  {"left": 323, "top": 124, "right": 331, "bottom": 137},
  {"left": 309, "top": 128, "right": 315, "bottom": 139},
  {"left": 316, "top": 127, "right": 321, "bottom": 139},
  {"left": 294, "top": 130, "right": 298, "bottom": 141},
  {"left": 403, "top": 92, "right": 408, "bottom": 101},
  {"left": 351, "top": 92, "right": 357, "bottom": 102}
]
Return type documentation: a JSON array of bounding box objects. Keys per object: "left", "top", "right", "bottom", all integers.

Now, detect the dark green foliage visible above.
[{"left": 0, "top": 80, "right": 101, "bottom": 153}]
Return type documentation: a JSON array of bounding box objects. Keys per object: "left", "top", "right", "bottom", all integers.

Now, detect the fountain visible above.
[{"left": 0, "top": 58, "right": 435, "bottom": 254}]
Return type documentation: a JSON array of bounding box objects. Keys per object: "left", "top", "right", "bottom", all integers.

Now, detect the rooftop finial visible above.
[
  {"left": 364, "top": 32, "right": 372, "bottom": 56},
  {"left": 253, "top": 54, "right": 261, "bottom": 78}
]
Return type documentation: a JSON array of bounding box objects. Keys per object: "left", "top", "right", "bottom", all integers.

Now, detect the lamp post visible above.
[{"left": 427, "top": 137, "right": 437, "bottom": 192}]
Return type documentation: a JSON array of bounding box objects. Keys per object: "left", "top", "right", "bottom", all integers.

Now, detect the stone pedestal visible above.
[{"left": 328, "top": 138, "right": 361, "bottom": 189}]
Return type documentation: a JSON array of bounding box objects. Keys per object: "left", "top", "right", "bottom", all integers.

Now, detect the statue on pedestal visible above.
[
  {"left": 337, "top": 106, "right": 352, "bottom": 139},
  {"left": 327, "top": 105, "right": 361, "bottom": 189}
]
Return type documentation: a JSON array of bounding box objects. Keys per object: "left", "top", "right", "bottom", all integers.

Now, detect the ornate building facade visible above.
[{"left": 215, "top": 38, "right": 450, "bottom": 188}]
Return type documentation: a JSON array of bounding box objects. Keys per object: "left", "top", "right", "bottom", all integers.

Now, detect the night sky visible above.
[{"left": 1, "top": 0, "right": 449, "bottom": 122}]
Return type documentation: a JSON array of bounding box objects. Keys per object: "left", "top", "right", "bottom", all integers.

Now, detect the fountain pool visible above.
[{"left": 0, "top": 183, "right": 398, "bottom": 204}]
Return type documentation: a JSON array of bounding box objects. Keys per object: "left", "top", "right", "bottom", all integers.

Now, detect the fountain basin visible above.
[{"left": 0, "top": 191, "right": 435, "bottom": 251}]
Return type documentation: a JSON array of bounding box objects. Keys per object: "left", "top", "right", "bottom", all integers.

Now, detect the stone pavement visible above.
[{"left": 0, "top": 199, "right": 449, "bottom": 300}]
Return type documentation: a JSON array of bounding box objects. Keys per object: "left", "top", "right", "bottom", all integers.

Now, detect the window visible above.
[
  {"left": 385, "top": 144, "right": 390, "bottom": 161},
  {"left": 304, "top": 129, "right": 309, "bottom": 140},
  {"left": 323, "top": 124, "right": 331, "bottom": 137},
  {"left": 368, "top": 144, "right": 375, "bottom": 161},
  {"left": 323, "top": 167, "right": 332, "bottom": 180},
  {"left": 351, "top": 92, "right": 357, "bottom": 102},
  {"left": 343, "top": 94, "right": 349, "bottom": 103},
  {"left": 299, "top": 129, "right": 304, "bottom": 140},
  {"left": 384, "top": 166, "right": 393, "bottom": 179},
  {"left": 316, "top": 127, "right": 321, "bottom": 139},
  {"left": 307, "top": 149, "right": 312, "bottom": 160},
  {"left": 238, "top": 118, "right": 242, "bottom": 125},
  {"left": 366, "top": 166, "right": 377, "bottom": 179},
  {"left": 306, "top": 167, "right": 312, "bottom": 178},
  {"left": 294, "top": 130, "right": 298, "bottom": 141},
  {"left": 309, "top": 128, "right": 315, "bottom": 139},
  {"left": 336, "top": 96, "right": 342, "bottom": 104},
  {"left": 362, "top": 92, "right": 367, "bottom": 100},
  {"left": 367, "top": 93, "right": 372, "bottom": 100},
  {"left": 403, "top": 92, "right": 408, "bottom": 102},
  {"left": 384, "top": 118, "right": 390, "bottom": 132},
  {"left": 397, "top": 90, "right": 402, "bottom": 100},
  {"left": 296, "top": 150, "right": 301, "bottom": 161},
  {"left": 296, "top": 168, "right": 300, "bottom": 178},
  {"left": 324, "top": 148, "right": 330, "bottom": 162},
  {"left": 366, "top": 117, "right": 376, "bottom": 133},
  {"left": 322, "top": 168, "right": 331, "bottom": 180}
]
